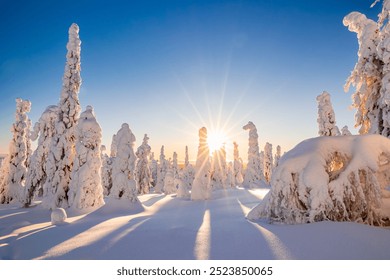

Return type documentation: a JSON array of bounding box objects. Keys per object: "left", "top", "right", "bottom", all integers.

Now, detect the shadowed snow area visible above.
[{"left": 1, "top": 188, "right": 390, "bottom": 260}]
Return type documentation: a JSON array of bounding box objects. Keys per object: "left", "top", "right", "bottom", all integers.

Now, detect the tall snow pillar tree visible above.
[
  {"left": 191, "top": 127, "right": 211, "bottom": 200},
  {"left": 42, "top": 23, "right": 82, "bottom": 209},
  {"left": 242, "top": 121, "right": 263, "bottom": 188},
  {"left": 68, "top": 106, "right": 104, "bottom": 209}
]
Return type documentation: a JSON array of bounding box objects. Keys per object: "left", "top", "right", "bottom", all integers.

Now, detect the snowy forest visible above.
[{"left": 1, "top": 1, "right": 390, "bottom": 260}]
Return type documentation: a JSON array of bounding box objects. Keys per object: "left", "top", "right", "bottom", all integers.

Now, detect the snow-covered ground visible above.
[{"left": 1, "top": 187, "right": 389, "bottom": 260}]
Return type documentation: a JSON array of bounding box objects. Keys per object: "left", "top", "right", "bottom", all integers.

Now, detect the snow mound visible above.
[
  {"left": 247, "top": 135, "right": 390, "bottom": 226},
  {"left": 51, "top": 208, "right": 67, "bottom": 225}
]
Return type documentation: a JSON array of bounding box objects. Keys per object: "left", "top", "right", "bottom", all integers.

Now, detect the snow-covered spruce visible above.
[
  {"left": 181, "top": 146, "right": 195, "bottom": 194},
  {"left": 343, "top": 12, "right": 382, "bottom": 135},
  {"left": 273, "top": 145, "right": 282, "bottom": 169},
  {"left": 242, "top": 121, "right": 264, "bottom": 188},
  {"left": 0, "top": 98, "right": 32, "bottom": 204},
  {"left": 68, "top": 106, "right": 104, "bottom": 209},
  {"left": 149, "top": 152, "right": 158, "bottom": 188},
  {"left": 191, "top": 127, "right": 211, "bottom": 200},
  {"left": 42, "top": 23, "right": 82, "bottom": 209},
  {"left": 263, "top": 142, "right": 273, "bottom": 183},
  {"left": 100, "top": 145, "right": 113, "bottom": 196},
  {"left": 341, "top": 126, "right": 352, "bottom": 136},
  {"left": 135, "top": 134, "right": 152, "bottom": 195},
  {"left": 154, "top": 145, "right": 168, "bottom": 193},
  {"left": 163, "top": 165, "right": 176, "bottom": 195},
  {"left": 316, "top": 91, "right": 340, "bottom": 136},
  {"left": 247, "top": 135, "right": 390, "bottom": 226},
  {"left": 226, "top": 162, "right": 235, "bottom": 188},
  {"left": 24, "top": 105, "right": 58, "bottom": 206},
  {"left": 176, "top": 171, "right": 190, "bottom": 198},
  {"left": 233, "top": 142, "right": 244, "bottom": 187},
  {"left": 109, "top": 123, "right": 139, "bottom": 204},
  {"left": 210, "top": 148, "right": 227, "bottom": 190}
]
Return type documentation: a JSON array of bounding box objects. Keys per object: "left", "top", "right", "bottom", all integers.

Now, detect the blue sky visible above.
[{"left": 0, "top": 0, "right": 381, "bottom": 162}]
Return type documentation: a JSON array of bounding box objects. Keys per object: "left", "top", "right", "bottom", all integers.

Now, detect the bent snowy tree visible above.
[{"left": 247, "top": 135, "right": 390, "bottom": 226}]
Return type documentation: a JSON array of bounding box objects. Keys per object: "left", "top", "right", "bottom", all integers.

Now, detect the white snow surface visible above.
[{"left": 1, "top": 187, "right": 389, "bottom": 260}]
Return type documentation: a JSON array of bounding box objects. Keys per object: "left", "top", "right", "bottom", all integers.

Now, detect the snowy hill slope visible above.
[{"left": 1, "top": 188, "right": 389, "bottom": 260}]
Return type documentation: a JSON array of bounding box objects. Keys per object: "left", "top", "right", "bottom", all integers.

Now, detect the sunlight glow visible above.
[{"left": 208, "top": 130, "right": 228, "bottom": 154}]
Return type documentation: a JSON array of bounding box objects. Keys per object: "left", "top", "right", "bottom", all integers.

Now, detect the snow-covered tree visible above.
[
  {"left": 242, "top": 121, "right": 263, "bottom": 188},
  {"left": 226, "top": 162, "right": 235, "bottom": 188},
  {"left": 182, "top": 146, "right": 195, "bottom": 192},
  {"left": 110, "top": 134, "right": 117, "bottom": 158},
  {"left": 154, "top": 146, "right": 168, "bottom": 193},
  {"left": 273, "top": 145, "right": 282, "bottom": 169},
  {"left": 24, "top": 105, "right": 58, "bottom": 206},
  {"left": 0, "top": 98, "right": 32, "bottom": 204},
  {"left": 176, "top": 169, "right": 190, "bottom": 198},
  {"left": 172, "top": 151, "right": 179, "bottom": 181},
  {"left": 233, "top": 142, "right": 243, "bottom": 187},
  {"left": 317, "top": 91, "right": 340, "bottom": 137},
  {"left": 42, "top": 23, "right": 82, "bottom": 209},
  {"left": 341, "top": 126, "right": 352, "bottom": 136},
  {"left": 191, "top": 127, "right": 211, "bottom": 200},
  {"left": 210, "top": 148, "right": 226, "bottom": 190},
  {"left": 109, "top": 123, "right": 139, "bottom": 203},
  {"left": 135, "top": 134, "right": 152, "bottom": 195},
  {"left": 68, "top": 106, "right": 104, "bottom": 209},
  {"left": 263, "top": 142, "right": 273, "bottom": 183},
  {"left": 247, "top": 135, "right": 390, "bottom": 226},
  {"left": 149, "top": 152, "right": 158, "bottom": 188},
  {"left": 164, "top": 165, "right": 176, "bottom": 195},
  {"left": 100, "top": 145, "right": 113, "bottom": 196},
  {"left": 343, "top": 11, "right": 382, "bottom": 135}
]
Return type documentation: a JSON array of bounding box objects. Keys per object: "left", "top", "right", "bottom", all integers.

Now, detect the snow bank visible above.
[{"left": 247, "top": 135, "right": 390, "bottom": 226}]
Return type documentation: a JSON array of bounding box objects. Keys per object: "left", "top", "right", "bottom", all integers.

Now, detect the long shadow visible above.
[
  {"left": 0, "top": 199, "right": 147, "bottom": 260},
  {"left": 141, "top": 194, "right": 166, "bottom": 207},
  {"left": 207, "top": 190, "right": 280, "bottom": 259},
  {"left": 55, "top": 197, "right": 208, "bottom": 259}
]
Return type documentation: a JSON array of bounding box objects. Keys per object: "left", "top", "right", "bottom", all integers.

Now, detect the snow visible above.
[
  {"left": 248, "top": 134, "right": 390, "bottom": 226},
  {"left": 51, "top": 208, "right": 67, "bottom": 225},
  {"left": 1, "top": 187, "right": 390, "bottom": 259}
]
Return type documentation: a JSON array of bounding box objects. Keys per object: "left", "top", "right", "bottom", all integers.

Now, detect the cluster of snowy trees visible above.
[{"left": 247, "top": 1, "right": 390, "bottom": 227}]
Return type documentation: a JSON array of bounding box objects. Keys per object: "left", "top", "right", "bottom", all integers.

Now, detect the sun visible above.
[{"left": 208, "top": 130, "right": 228, "bottom": 154}]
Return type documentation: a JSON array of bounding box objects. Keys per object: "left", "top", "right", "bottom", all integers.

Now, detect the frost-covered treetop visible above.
[{"left": 16, "top": 98, "right": 31, "bottom": 115}]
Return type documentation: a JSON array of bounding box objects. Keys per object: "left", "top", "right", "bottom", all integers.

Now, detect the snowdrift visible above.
[{"left": 247, "top": 135, "right": 390, "bottom": 226}]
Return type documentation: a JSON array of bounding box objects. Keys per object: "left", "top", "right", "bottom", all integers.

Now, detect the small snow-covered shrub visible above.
[
  {"left": 247, "top": 135, "right": 390, "bottom": 226},
  {"left": 51, "top": 208, "right": 67, "bottom": 225}
]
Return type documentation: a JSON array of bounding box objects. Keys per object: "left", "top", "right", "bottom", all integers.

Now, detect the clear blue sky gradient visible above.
[{"left": 0, "top": 0, "right": 381, "bottom": 162}]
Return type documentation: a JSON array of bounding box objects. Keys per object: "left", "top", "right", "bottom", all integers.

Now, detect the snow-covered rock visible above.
[{"left": 247, "top": 135, "right": 390, "bottom": 226}]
